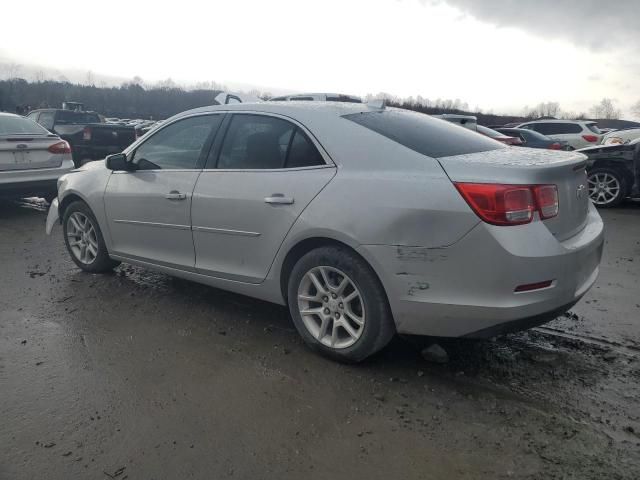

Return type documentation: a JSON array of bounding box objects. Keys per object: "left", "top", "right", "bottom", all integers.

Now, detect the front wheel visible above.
[
  {"left": 587, "top": 167, "right": 628, "bottom": 208},
  {"left": 287, "top": 246, "right": 395, "bottom": 362},
  {"left": 62, "top": 200, "right": 120, "bottom": 273}
]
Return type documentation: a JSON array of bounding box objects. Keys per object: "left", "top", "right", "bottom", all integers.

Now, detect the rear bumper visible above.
[
  {"left": 357, "top": 202, "right": 604, "bottom": 337},
  {"left": 0, "top": 160, "right": 74, "bottom": 197}
]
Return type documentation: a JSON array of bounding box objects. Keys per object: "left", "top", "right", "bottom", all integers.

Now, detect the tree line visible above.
[
  {"left": 1, "top": 77, "right": 638, "bottom": 126},
  {"left": 0, "top": 78, "right": 226, "bottom": 119}
]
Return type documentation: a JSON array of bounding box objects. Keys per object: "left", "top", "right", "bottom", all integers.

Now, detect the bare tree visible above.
[
  {"left": 590, "top": 98, "right": 621, "bottom": 119},
  {"left": 631, "top": 100, "right": 640, "bottom": 118},
  {"left": 524, "top": 102, "right": 561, "bottom": 119},
  {"left": 85, "top": 70, "right": 95, "bottom": 86},
  {"left": 4, "top": 62, "right": 22, "bottom": 79}
]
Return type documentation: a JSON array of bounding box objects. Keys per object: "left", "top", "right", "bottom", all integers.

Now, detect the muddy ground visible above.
[{"left": 1, "top": 199, "right": 639, "bottom": 480}]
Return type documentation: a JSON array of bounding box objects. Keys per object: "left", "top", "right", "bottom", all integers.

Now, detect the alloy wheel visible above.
[
  {"left": 66, "top": 212, "right": 99, "bottom": 264},
  {"left": 297, "top": 266, "right": 365, "bottom": 349},
  {"left": 588, "top": 172, "right": 620, "bottom": 206}
]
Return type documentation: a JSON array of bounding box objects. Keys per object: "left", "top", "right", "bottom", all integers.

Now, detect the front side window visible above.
[{"left": 132, "top": 115, "right": 220, "bottom": 170}]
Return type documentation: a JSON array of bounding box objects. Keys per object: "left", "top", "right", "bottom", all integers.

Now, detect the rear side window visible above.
[
  {"left": 216, "top": 114, "right": 325, "bottom": 169},
  {"left": 532, "top": 123, "right": 582, "bottom": 135},
  {"left": 343, "top": 109, "right": 503, "bottom": 158},
  {"left": 285, "top": 129, "right": 324, "bottom": 168}
]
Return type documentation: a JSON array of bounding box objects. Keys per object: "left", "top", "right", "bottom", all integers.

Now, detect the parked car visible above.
[
  {"left": 46, "top": 102, "right": 603, "bottom": 362},
  {"left": 577, "top": 137, "right": 640, "bottom": 207},
  {"left": 476, "top": 125, "right": 522, "bottom": 146},
  {"left": 601, "top": 127, "right": 640, "bottom": 146},
  {"left": 0, "top": 113, "right": 73, "bottom": 201},
  {"left": 270, "top": 93, "right": 362, "bottom": 103},
  {"left": 495, "top": 128, "right": 571, "bottom": 150},
  {"left": 516, "top": 120, "right": 602, "bottom": 149},
  {"left": 26, "top": 108, "right": 137, "bottom": 167}
]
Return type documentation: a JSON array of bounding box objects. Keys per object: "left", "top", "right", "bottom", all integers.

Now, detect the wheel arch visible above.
[
  {"left": 279, "top": 236, "right": 387, "bottom": 304},
  {"left": 58, "top": 191, "right": 91, "bottom": 219},
  {"left": 589, "top": 160, "right": 634, "bottom": 191}
]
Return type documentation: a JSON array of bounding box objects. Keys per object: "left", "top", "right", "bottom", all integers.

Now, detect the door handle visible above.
[
  {"left": 264, "top": 193, "right": 294, "bottom": 205},
  {"left": 165, "top": 191, "right": 187, "bottom": 200}
]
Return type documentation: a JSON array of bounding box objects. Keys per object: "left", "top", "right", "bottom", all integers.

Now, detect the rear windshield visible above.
[
  {"left": 56, "top": 110, "right": 101, "bottom": 124},
  {"left": 0, "top": 115, "right": 49, "bottom": 135},
  {"left": 343, "top": 109, "right": 504, "bottom": 158}
]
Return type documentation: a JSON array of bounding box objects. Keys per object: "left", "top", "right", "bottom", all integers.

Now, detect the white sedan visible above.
[{"left": 0, "top": 112, "right": 74, "bottom": 201}]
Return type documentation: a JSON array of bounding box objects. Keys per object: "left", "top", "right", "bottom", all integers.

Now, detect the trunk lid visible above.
[
  {"left": 0, "top": 135, "right": 64, "bottom": 171},
  {"left": 438, "top": 148, "right": 590, "bottom": 241}
]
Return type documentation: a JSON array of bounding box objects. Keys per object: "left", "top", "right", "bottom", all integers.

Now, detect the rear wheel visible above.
[
  {"left": 287, "top": 246, "right": 395, "bottom": 362},
  {"left": 587, "top": 167, "right": 628, "bottom": 208},
  {"left": 62, "top": 201, "right": 120, "bottom": 273}
]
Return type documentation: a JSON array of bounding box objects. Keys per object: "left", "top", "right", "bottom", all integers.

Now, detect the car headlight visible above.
[{"left": 604, "top": 137, "right": 623, "bottom": 145}]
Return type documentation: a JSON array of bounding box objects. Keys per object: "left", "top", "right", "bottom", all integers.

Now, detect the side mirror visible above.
[{"left": 105, "top": 153, "right": 135, "bottom": 171}]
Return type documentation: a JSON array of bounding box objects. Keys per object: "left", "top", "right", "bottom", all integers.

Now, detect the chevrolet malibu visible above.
[{"left": 46, "top": 102, "right": 604, "bottom": 362}]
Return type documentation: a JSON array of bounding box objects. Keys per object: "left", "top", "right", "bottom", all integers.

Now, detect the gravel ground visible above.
[{"left": 1, "top": 198, "right": 639, "bottom": 479}]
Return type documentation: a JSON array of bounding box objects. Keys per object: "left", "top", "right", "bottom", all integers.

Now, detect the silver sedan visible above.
[{"left": 46, "top": 102, "right": 604, "bottom": 362}]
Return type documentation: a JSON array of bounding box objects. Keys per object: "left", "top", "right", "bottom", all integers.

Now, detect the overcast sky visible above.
[{"left": 1, "top": 0, "right": 638, "bottom": 117}]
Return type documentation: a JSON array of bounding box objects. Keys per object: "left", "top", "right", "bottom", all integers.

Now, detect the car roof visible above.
[
  {"left": 175, "top": 101, "right": 375, "bottom": 122},
  {"left": 0, "top": 112, "right": 22, "bottom": 118}
]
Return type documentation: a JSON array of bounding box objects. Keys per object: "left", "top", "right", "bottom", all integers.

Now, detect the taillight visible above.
[
  {"left": 582, "top": 134, "right": 598, "bottom": 143},
  {"left": 83, "top": 126, "right": 92, "bottom": 141},
  {"left": 534, "top": 185, "right": 559, "bottom": 219},
  {"left": 48, "top": 140, "right": 72, "bottom": 154},
  {"left": 454, "top": 183, "right": 559, "bottom": 226},
  {"left": 549, "top": 142, "right": 562, "bottom": 150}
]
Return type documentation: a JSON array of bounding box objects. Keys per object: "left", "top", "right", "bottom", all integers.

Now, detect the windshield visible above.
[
  {"left": 343, "top": 109, "right": 503, "bottom": 158},
  {"left": 0, "top": 115, "right": 50, "bottom": 135}
]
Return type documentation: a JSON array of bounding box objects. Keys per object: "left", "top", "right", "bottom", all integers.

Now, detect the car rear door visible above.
[
  {"left": 104, "top": 114, "right": 223, "bottom": 269},
  {"left": 191, "top": 113, "right": 336, "bottom": 283}
]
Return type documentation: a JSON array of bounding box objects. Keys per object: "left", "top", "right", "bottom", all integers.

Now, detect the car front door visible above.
[
  {"left": 104, "top": 114, "right": 223, "bottom": 269},
  {"left": 191, "top": 113, "right": 336, "bottom": 283}
]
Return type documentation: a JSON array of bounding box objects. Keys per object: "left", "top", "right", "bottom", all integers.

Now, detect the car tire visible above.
[
  {"left": 587, "top": 167, "right": 628, "bottom": 208},
  {"left": 62, "top": 200, "right": 120, "bottom": 273},
  {"left": 287, "top": 246, "right": 395, "bottom": 362}
]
